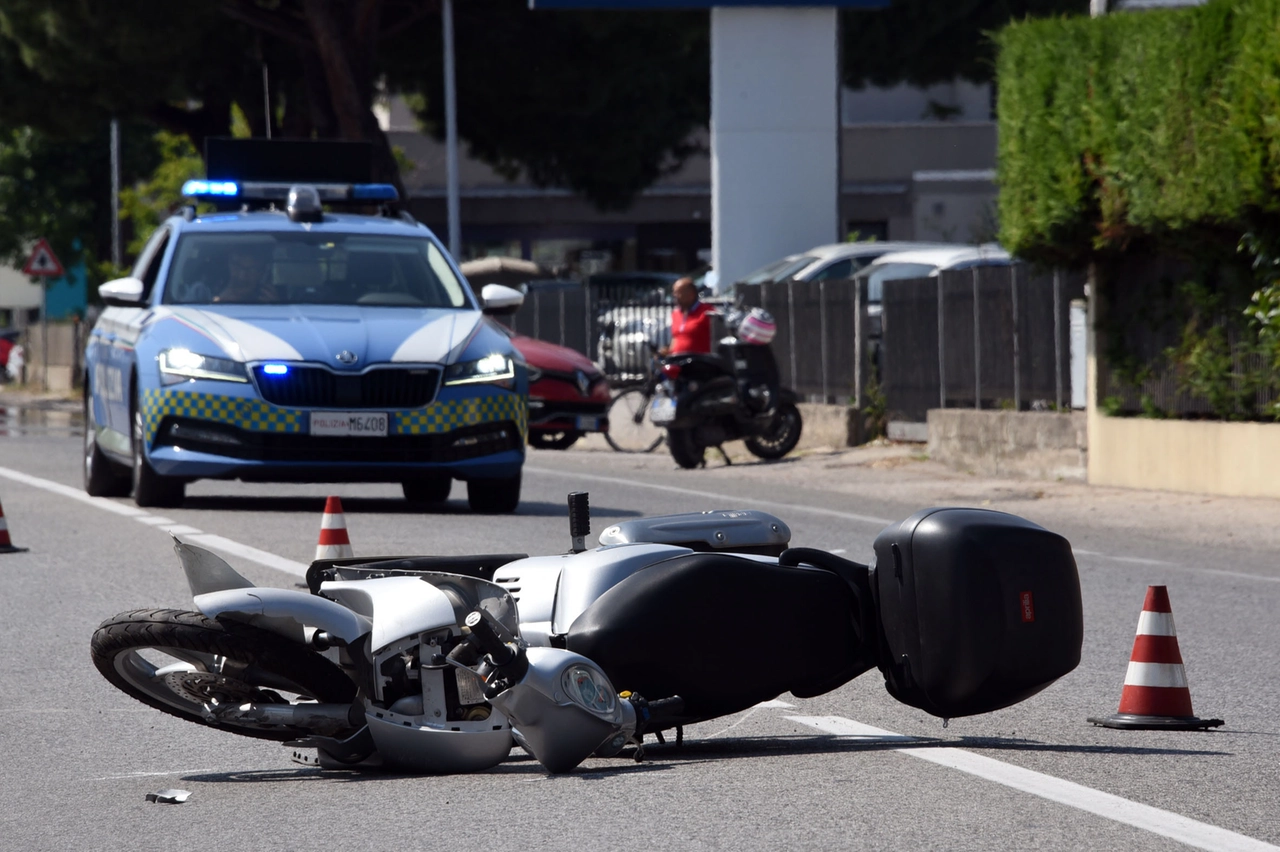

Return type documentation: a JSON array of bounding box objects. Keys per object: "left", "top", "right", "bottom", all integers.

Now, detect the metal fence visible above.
[
  {"left": 879, "top": 266, "right": 1085, "bottom": 421},
  {"left": 505, "top": 267, "right": 1083, "bottom": 425}
]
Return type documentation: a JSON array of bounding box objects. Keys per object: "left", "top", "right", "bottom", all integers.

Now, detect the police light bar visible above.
[{"left": 180, "top": 180, "right": 398, "bottom": 203}]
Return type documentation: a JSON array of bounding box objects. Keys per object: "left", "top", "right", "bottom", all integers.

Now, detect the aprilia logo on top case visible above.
[{"left": 1020, "top": 591, "right": 1035, "bottom": 622}]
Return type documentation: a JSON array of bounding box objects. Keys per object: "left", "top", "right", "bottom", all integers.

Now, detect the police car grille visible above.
[{"left": 253, "top": 366, "right": 440, "bottom": 408}]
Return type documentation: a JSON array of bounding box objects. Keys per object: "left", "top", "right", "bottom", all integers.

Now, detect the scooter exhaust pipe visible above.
[{"left": 216, "top": 702, "right": 357, "bottom": 736}]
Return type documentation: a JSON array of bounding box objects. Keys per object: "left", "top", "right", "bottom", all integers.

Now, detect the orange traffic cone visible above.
[
  {"left": 0, "top": 498, "right": 28, "bottom": 554},
  {"left": 314, "top": 496, "right": 353, "bottom": 561},
  {"left": 1088, "top": 585, "right": 1223, "bottom": 730}
]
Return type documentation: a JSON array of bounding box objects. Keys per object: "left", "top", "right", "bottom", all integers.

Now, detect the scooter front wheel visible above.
[
  {"left": 666, "top": 427, "right": 705, "bottom": 469},
  {"left": 744, "top": 402, "right": 803, "bottom": 460},
  {"left": 91, "top": 608, "right": 357, "bottom": 742}
]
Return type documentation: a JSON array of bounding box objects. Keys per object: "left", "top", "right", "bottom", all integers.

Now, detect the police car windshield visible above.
[{"left": 161, "top": 232, "right": 470, "bottom": 308}]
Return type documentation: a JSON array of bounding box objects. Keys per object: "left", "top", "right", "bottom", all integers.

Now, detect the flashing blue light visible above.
[
  {"left": 181, "top": 179, "right": 240, "bottom": 197},
  {"left": 351, "top": 184, "right": 399, "bottom": 201},
  {"left": 262, "top": 363, "right": 290, "bottom": 376}
]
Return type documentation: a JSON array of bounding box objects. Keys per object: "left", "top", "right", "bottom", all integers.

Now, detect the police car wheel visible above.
[
  {"left": 528, "top": 430, "right": 581, "bottom": 451},
  {"left": 466, "top": 473, "right": 521, "bottom": 514},
  {"left": 402, "top": 475, "right": 452, "bottom": 504},
  {"left": 84, "top": 391, "right": 130, "bottom": 497},
  {"left": 131, "top": 400, "right": 185, "bottom": 508}
]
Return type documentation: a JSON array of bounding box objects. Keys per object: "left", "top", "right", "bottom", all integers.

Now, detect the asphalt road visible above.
[{"left": 0, "top": 413, "right": 1277, "bottom": 851}]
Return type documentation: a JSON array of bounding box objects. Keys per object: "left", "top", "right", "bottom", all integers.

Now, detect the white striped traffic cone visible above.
[
  {"left": 315, "top": 496, "right": 354, "bottom": 561},
  {"left": 0, "top": 498, "right": 28, "bottom": 554},
  {"left": 1088, "top": 585, "right": 1223, "bottom": 730}
]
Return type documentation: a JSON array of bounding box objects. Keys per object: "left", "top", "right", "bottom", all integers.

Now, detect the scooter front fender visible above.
[{"left": 194, "top": 587, "right": 372, "bottom": 646}]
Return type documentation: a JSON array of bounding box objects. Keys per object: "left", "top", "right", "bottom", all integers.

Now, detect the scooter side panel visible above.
[
  {"left": 194, "top": 587, "right": 371, "bottom": 644},
  {"left": 320, "top": 576, "right": 457, "bottom": 653},
  {"left": 551, "top": 544, "right": 693, "bottom": 636}
]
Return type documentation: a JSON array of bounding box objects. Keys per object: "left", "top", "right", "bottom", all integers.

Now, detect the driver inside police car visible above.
[{"left": 212, "top": 245, "right": 278, "bottom": 304}]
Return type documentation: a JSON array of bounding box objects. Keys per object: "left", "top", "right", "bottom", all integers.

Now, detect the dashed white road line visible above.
[{"left": 787, "top": 716, "right": 1277, "bottom": 852}]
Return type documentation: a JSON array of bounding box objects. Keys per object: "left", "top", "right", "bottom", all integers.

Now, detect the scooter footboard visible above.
[{"left": 563, "top": 553, "right": 871, "bottom": 725}]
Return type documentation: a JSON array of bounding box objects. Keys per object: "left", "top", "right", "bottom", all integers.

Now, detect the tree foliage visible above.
[
  {"left": 841, "top": 0, "right": 1087, "bottom": 89},
  {"left": 385, "top": 1, "right": 710, "bottom": 211}
]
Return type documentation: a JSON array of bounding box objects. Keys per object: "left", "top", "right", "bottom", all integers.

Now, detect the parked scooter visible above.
[
  {"left": 90, "top": 493, "right": 1084, "bottom": 774},
  {"left": 649, "top": 308, "right": 803, "bottom": 468}
]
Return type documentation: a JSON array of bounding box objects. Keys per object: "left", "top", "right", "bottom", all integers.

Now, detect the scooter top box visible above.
[{"left": 871, "top": 507, "right": 1084, "bottom": 718}]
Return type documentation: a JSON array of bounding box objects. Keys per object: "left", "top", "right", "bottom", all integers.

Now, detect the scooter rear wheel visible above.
[
  {"left": 744, "top": 402, "right": 803, "bottom": 460},
  {"left": 91, "top": 608, "right": 357, "bottom": 741}
]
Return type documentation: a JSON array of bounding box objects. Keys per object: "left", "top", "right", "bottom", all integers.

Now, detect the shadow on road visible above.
[{"left": 179, "top": 495, "right": 644, "bottom": 519}]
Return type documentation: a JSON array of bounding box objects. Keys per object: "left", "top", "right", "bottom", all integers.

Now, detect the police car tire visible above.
[
  {"left": 467, "top": 473, "right": 521, "bottom": 514},
  {"left": 91, "top": 608, "right": 357, "bottom": 742},
  {"left": 528, "top": 430, "right": 581, "bottom": 451},
  {"left": 132, "top": 402, "right": 185, "bottom": 508},
  {"left": 402, "top": 475, "right": 452, "bottom": 504},
  {"left": 84, "top": 392, "right": 131, "bottom": 497}
]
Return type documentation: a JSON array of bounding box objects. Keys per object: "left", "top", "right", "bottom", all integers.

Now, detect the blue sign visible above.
[{"left": 530, "top": 1, "right": 890, "bottom": 7}]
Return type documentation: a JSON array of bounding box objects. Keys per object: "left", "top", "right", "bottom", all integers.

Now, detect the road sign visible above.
[{"left": 22, "top": 239, "right": 65, "bottom": 278}]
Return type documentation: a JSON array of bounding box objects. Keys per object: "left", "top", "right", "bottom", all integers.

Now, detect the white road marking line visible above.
[
  {"left": 1074, "top": 549, "right": 1174, "bottom": 567},
  {"left": 0, "top": 465, "right": 309, "bottom": 577},
  {"left": 753, "top": 700, "right": 795, "bottom": 709},
  {"left": 829, "top": 549, "right": 847, "bottom": 554},
  {"left": 0, "top": 466, "right": 147, "bottom": 516},
  {"left": 157, "top": 524, "right": 203, "bottom": 536},
  {"left": 526, "top": 465, "right": 894, "bottom": 526},
  {"left": 87, "top": 769, "right": 223, "bottom": 782},
  {"left": 787, "top": 716, "right": 1277, "bottom": 852},
  {"left": 184, "top": 533, "right": 310, "bottom": 577}
]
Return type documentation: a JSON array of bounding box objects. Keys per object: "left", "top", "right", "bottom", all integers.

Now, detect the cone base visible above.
[
  {"left": 0, "top": 544, "right": 28, "bottom": 554},
  {"left": 1087, "top": 713, "right": 1224, "bottom": 731}
]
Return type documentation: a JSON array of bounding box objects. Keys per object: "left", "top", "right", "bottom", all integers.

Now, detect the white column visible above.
[{"left": 711, "top": 7, "right": 840, "bottom": 288}]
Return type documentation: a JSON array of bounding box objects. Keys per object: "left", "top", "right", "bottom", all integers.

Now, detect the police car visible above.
[{"left": 83, "top": 178, "right": 527, "bottom": 512}]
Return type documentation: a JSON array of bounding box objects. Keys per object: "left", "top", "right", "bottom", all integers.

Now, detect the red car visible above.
[{"left": 498, "top": 327, "right": 611, "bottom": 450}]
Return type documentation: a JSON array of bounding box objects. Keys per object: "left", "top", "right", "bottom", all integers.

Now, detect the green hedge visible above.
[{"left": 996, "top": 0, "right": 1280, "bottom": 265}]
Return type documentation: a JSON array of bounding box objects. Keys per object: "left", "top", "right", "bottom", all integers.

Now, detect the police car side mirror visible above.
[
  {"left": 99, "top": 277, "right": 146, "bottom": 307},
  {"left": 481, "top": 283, "right": 524, "bottom": 316}
]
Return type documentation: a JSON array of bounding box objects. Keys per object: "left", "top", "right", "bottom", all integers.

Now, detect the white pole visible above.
[
  {"left": 443, "top": 0, "right": 462, "bottom": 259},
  {"left": 1091, "top": 0, "right": 1106, "bottom": 16},
  {"left": 110, "top": 119, "right": 121, "bottom": 269}
]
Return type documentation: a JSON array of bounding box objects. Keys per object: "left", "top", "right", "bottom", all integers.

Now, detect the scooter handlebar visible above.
[{"left": 464, "top": 609, "right": 516, "bottom": 665}]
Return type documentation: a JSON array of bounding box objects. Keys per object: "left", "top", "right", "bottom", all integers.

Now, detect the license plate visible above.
[
  {"left": 650, "top": 396, "right": 676, "bottom": 425},
  {"left": 310, "top": 411, "right": 388, "bottom": 437},
  {"left": 575, "top": 415, "right": 600, "bottom": 431}
]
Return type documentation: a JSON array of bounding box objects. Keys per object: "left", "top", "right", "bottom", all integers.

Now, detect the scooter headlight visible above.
[{"left": 561, "top": 664, "right": 616, "bottom": 715}]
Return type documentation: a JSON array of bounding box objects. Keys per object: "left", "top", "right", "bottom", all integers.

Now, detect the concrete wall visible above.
[
  {"left": 1088, "top": 413, "right": 1280, "bottom": 498},
  {"left": 928, "top": 409, "right": 1088, "bottom": 481}
]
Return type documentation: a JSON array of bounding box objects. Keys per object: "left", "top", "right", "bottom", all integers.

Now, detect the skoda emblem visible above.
[
  {"left": 336, "top": 350, "right": 358, "bottom": 365},
  {"left": 575, "top": 370, "right": 591, "bottom": 396}
]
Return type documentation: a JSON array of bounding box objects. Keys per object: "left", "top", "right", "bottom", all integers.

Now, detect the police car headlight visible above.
[
  {"left": 158, "top": 348, "right": 249, "bottom": 385},
  {"left": 444, "top": 353, "right": 515, "bottom": 387}
]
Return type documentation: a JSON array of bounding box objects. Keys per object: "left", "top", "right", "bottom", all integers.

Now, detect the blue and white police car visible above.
[{"left": 83, "top": 180, "right": 528, "bottom": 512}]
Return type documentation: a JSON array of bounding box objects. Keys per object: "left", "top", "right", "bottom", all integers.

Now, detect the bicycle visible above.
[{"left": 604, "top": 342, "right": 666, "bottom": 453}]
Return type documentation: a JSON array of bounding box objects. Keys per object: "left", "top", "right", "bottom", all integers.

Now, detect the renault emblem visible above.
[
  {"left": 336, "top": 350, "right": 358, "bottom": 365},
  {"left": 575, "top": 370, "right": 591, "bottom": 396}
]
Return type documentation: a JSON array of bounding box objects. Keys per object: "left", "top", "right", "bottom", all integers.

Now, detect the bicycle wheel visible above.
[{"left": 604, "top": 387, "right": 665, "bottom": 453}]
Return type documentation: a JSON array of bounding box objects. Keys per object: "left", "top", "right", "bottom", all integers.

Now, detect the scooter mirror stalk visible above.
[{"left": 568, "top": 492, "right": 590, "bottom": 553}]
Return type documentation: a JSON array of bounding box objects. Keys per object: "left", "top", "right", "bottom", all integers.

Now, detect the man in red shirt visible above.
[{"left": 665, "top": 277, "right": 714, "bottom": 355}]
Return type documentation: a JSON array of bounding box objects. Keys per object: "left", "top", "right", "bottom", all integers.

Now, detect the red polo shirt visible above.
[{"left": 671, "top": 301, "right": 714, "bottom": 355}]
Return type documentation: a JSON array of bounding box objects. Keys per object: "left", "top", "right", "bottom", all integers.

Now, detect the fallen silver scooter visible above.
[{"left": 91, "top": 493, "right": 1084, "bottom": 774}]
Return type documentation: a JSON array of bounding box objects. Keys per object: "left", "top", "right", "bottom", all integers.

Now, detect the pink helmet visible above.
[{"left": 737, "top": 308, "right": 777, "bottom": 345}]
